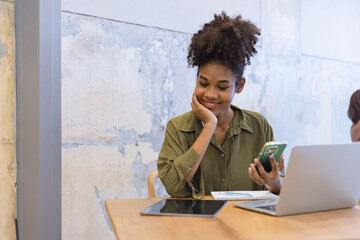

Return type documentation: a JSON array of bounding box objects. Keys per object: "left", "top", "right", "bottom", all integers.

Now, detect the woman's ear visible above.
[{"left": 235, "top": 78, "right": 246, "bottom": 93}]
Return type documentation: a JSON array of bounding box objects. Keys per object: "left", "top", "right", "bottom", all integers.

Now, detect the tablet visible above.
[{"left": 140, "top": 199, "right": 227, "bottom": 218}]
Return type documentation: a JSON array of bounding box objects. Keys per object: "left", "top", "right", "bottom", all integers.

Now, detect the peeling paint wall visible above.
[
  {"left": 61, "top": 12, "right": 192, "bottom": 239},
  {"left": 61, "top": 1, "right": 360, "bottom": 239},
  {"left": 0, "top": 1, "right": 16, "bottom": 240}
]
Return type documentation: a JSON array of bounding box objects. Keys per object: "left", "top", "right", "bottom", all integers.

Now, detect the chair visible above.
[{"left": 147, "top": 170, "right": 159, "bottom": 198}]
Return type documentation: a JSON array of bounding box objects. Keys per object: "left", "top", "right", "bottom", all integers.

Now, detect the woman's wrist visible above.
[
  {"left": 265, "top": 177, "right": 282, "bottom": 194},
  {"left": 203, "top": 120, "right": 217, "bottom": 131}
]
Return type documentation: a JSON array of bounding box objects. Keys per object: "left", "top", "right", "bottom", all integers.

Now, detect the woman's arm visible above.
[
  {"left": 157, "top": 94, "right": 216, "bottom": 197},
  {"left": 186, "top": 94, "right": 217, "bottom": 182}
]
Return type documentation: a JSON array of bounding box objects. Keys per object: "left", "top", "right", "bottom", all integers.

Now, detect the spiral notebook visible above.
[{"left": 211, "top": 190, "right": 279, "bottom": 201}]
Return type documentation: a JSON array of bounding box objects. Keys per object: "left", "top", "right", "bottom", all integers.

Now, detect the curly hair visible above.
[
  {"left": 348, "top": 89, "right": 360, "bottom": 124},
  {"left": 187, "top": 11, "right": 260, "bottom": 80}
]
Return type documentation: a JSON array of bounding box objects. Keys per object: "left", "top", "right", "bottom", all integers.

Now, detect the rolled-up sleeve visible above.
[{"left": 157, "top": 121, "right": 205, "bottom": 198}]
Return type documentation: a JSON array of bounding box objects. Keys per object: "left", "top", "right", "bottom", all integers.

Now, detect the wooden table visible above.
[{"left": 105, "top": 197, "right": 360, "bottom": 240}]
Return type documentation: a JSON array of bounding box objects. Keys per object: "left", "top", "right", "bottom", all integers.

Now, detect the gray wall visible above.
[
  {"left": 0, "top": 0, "right": 16, "bottom": 239},
  {"left": 15, "top": 0, "right": 61, "bottom": 239},
  {"left": 61, "top": 0, "right": 360, "bottom": 239}
]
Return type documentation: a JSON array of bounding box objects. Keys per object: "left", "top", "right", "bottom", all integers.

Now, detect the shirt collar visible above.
[
  {"left": 231, "top": 105, "right": 254, "bottom": 134},
  {"left": 179, "top": 105, "right": 254, "bottom": 134}
]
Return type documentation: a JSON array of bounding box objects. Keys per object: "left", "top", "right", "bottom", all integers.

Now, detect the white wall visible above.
[
  {"left": 62, "top": 0, "right": 261, "bottom": 34},
  {"left": 61, "top": 0, "right": 360, "bottom": 239},
  {"left": 301, "top": 0, "right": 360, "bottom": 64}
]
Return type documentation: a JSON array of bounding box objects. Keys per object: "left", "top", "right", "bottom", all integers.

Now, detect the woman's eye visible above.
[
  {"left": 199, "top": 83, "right": 208, "bottom": 87},
  {"left": 219, "top": 86, "right": 228, "bottom": 91}
]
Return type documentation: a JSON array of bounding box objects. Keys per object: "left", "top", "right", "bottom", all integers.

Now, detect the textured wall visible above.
[
  {"left": 0, "top": 1, "right": 16, "bottom": 240},
  {"left": 61, "top": 12, "right": 193, "bottom": 239},
  {"left": 234, "top": 0, "right": 360, "bottom": 156},
  {"left": 61, "top": 0, "right": 360, "bottom": 239}
]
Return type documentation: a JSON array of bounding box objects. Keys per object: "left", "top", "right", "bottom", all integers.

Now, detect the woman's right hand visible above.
[{"left": 191, "top": 93, "right": 217, "bottom": 127}]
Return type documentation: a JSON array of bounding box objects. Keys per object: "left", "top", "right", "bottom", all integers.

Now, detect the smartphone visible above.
[{"left": 257, "top": 141, "right": 287, "bottom": 173}]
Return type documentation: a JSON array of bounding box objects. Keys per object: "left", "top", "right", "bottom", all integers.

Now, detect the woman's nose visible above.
[{"left": 204, "top": 87, "right": 217, "bottom": 99}]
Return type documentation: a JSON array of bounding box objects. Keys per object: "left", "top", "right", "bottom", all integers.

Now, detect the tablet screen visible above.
[{"left": 140, "top": 199, "right": 227, "bottom": 218}]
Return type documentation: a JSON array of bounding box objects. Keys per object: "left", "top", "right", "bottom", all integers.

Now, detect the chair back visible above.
[{"left": 147, "top": 170, "right": 159, "bottom": 198}]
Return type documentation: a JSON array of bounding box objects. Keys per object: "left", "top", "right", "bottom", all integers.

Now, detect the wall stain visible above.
[
  {"left": 94, "top": 186, "right": 113, "bottom": 232},
  {"left": 1, "top": 138, "right": 15, "bottom": 145},
  {"left": 131, "top": 151, "right": 157, "bottom": 196},
  {"left": 62, "top": 120, "right": 165, "bottom": 157},
  {"left": 0, "top": 39, "right": 9, "bottom": 66}
]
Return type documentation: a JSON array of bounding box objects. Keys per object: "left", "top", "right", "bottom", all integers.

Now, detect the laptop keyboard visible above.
[{"left": 257, "top": 204, "right": 277, "bottom": 212}]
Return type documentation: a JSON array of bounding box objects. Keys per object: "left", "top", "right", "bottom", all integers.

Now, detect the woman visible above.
[
  {"left": 348, "top": 89, "right": 360, "bottom": 142},
  {"left": 157, "top": 12, "right": 283, "bottom": 198}
]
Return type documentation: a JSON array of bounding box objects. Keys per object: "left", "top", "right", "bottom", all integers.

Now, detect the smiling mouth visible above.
[{"left": 201, "top": 100, "right": 220, "bottom": 109}]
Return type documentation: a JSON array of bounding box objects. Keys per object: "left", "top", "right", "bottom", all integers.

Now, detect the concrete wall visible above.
[
  {"left": 0, "top": 0, "right": 16, "bottom": 239},
  {"left": 61, "top": 0, "right": 360, "bottom": 239}
]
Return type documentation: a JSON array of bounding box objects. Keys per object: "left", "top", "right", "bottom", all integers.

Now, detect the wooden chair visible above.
[{"left": 147, "top": 170, "right": 159, "bottom": 198}]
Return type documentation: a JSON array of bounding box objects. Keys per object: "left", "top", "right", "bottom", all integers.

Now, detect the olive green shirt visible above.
[{"left": 157, "top": 105, "right": 274, "bottom": 199}]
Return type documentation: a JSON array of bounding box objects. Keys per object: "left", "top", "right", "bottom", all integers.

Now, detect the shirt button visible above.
[
  {"left": 222, "top": 178, "right": 226, "bottom": 182},
  {"left": 221, "top": 153, "right": 225, "bottom": 157}
]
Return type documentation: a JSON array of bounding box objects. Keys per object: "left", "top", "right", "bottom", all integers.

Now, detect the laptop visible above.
[{"left": 234, "top": 143, "right": 360, "bottom": 216}]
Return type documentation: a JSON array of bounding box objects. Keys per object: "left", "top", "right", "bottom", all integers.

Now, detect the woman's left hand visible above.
[{"left": 248, "top": 154, "right": 284, "bottom": 194}]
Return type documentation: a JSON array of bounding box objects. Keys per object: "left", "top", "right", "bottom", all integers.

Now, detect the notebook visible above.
[
  {"left": 234, "top": 143, "right": 360, "bottom": 216},
  {"left": 211, "top": 190, "right": 278, "bottom": 201}
]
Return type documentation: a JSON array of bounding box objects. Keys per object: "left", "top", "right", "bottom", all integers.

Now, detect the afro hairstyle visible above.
[{"left": 187, "top": 11, "right": 260, "bottom": 80}]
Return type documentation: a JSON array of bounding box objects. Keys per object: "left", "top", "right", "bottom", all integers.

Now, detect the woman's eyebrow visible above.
[
  {"left": 199, "top": 76, "right": 230, "bottom": 83},
  {"left": 199, "top": 75, "right": 208, "bottom": 81},
  {"left": 218, "top": 80, "right": 230, "bottom": 83}
]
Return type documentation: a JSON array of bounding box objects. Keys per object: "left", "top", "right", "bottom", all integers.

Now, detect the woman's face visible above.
[{"left": 194, "top": 62, "right": 244, "bottom": 117}]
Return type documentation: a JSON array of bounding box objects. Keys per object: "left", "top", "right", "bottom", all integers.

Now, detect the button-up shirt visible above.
[{"left": 157, "top": 105, "right": 274, "bottom": 199}]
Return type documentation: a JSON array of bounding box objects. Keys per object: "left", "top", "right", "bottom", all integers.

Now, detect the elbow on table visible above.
[{"left": 162, "top": 181, "right": 191, "bottom": 198}]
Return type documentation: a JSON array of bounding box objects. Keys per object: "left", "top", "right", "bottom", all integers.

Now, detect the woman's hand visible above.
[
  {"left": 248, "top": 154, "right": 284, "bottom": 194},
  {"left": 191, "top": 93, "right": 217, "bottom": 127}
]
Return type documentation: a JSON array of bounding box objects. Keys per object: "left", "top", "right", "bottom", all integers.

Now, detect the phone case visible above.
[{"left": 257, "top": 141, "right": 287, "bottom": 172}]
